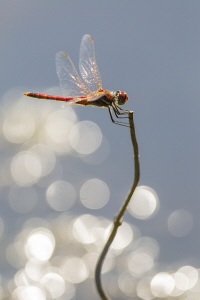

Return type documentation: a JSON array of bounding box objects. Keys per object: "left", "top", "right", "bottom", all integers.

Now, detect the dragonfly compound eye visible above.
[{"left": 116, "top": 91, "right": 128, "bottom": 105}]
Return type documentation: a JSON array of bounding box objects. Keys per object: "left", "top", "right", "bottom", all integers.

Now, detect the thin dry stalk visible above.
[{"left": 95, "top": 111, "right": 140, "bottom": 300}]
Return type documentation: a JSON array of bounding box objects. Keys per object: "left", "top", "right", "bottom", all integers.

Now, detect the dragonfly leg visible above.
[
  {"left": 115, "top": 104, "right": 130, "bottom": 114},
  {"left": 111, "top": 103, "right": 130, "bottom": 119},
  {"left": 108, "top": 107, "right": 130, "bottom": 127}
]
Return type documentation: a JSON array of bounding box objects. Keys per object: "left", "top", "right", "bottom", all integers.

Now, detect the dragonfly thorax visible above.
[{"left": 113, "top": 90, "right": 128, "bottom": 105}]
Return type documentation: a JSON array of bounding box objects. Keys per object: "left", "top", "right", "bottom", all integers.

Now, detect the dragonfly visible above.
[{"left": 24, "top": 34, "right": 130, "bottom": 127}]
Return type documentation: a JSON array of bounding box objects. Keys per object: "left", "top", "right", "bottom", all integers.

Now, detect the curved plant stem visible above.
[{"left": 95, "top": 111, "right": 140, "bottom": 300}]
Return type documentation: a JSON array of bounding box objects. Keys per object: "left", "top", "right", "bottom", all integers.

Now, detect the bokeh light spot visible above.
[
  {"left": 72, "top": 214, "right": 98, "bottom": 244},
  {"left": 151, "top": 272, "right": 175, "bottom": 298},
  {"left": 128, "top": 186, "right": 159, "bottom": 219},
  {"left": 137, "top": 278, "right": 154, "bottom": 300},
  {"left": 134, "top": 236, "right": 160, "bottom": 259},
  {"left": 12, "top": 285, "right": 46, "bottom": 300},
  {"left": 80, "top": 178, "right": 110, "bottom": 209},
  {"left": 118, "top": 273, "right": 137, "bottom": 297},
  {"left": 175, "top": 266, "right": 198, "bottom": 290},
  {"left": 11, "top": 151, "right": 41, "bottom": 186},
  {"left": 3, "top": 110, "right": 35, "bottom": 144},
  {"left": 25, "top": 228, "right": 55, "bottom": 261},
  {"left": 106, "top": 222, "right": 133, "bottom": 251},
  {"left": 41, "top": 272, "right": 65, "bottom": 298},
  {"left": 46, "top": 180, "right": 76, "bottom": 211},
  {"left": 168, "top": 209, "right": 194, "bottom": 237},
  {"left": 43, "top": 107, "right": 77, "bottom": 154},
  {"left": 61, "top": 256, "right": 89, "bottom": 283},
  {"left": 70, "top": 121, "right": 102, "bottom": 154},
  {"left": 127, "top": 250, "right": 154, "bottom": 275},
  {"left": 25, "top": 260, "right": 46, "bottom": 282}
]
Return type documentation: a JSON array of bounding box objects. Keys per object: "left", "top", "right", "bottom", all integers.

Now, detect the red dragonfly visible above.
[{"left": 24, "top": 34, "right": 129, "bottom": 126}]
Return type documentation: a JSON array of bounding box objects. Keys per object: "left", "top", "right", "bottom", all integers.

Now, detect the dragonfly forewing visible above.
[
  {"left": 56, "top": 51, "right": 91, "bottom": 97},
  {"left": 79, "top": 34, "right": 102, "bottom": 92}
]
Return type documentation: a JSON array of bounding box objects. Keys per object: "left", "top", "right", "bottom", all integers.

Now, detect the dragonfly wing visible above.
[
  {"left": 79, "top": 34, "right": 102, "bottom": 92},
  {"left": 56, "top": 51, "right": 91, "bottom": 97}
]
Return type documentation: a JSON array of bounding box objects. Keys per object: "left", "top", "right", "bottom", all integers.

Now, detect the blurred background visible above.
[{"left": 1, "top": 1, "right": 200, "bottom": 299}]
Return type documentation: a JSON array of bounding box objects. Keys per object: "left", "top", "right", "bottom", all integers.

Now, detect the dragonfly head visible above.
[{"left": 114, "top": 90, "right": 128, "bottom": 105}]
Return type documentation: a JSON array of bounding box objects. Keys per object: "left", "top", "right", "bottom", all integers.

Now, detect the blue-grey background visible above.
[{"left": 1, "top": 0, "right": 200, "bottom": 299}]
